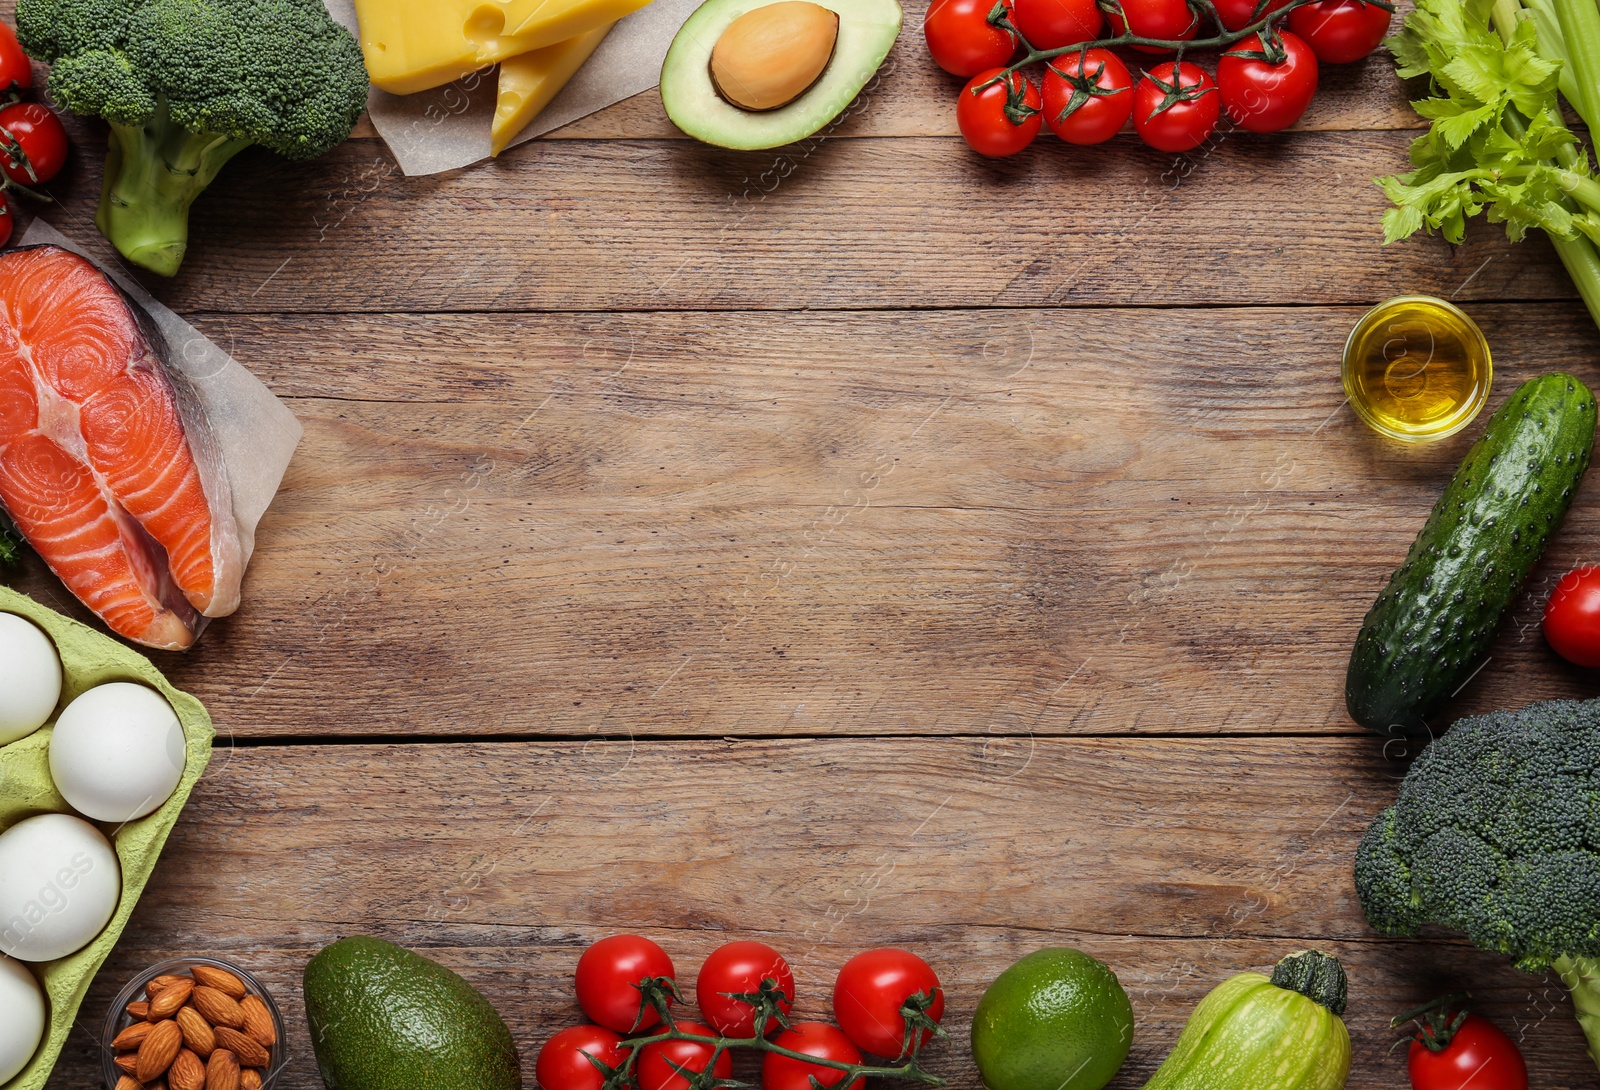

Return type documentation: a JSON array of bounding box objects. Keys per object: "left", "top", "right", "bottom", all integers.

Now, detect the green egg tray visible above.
[{"left": 0, "top": 585, "right": 215, "bottom": 1090}]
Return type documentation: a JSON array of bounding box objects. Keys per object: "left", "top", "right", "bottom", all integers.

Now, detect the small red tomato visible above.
[
  {"left": 0, "top": 103, "right": 68, "bottom": 186},
  {"left": 536, "top": 1025, "right": 628, "bottom": 1090},
  {"left": 1287, "top": 0, "right": 1390, "bottom": 63},
  {"left": 1407, "top": 1013, "right": 1528, "bottom": 1090},
  {"left": 1133, "top": 61, "right": 1219, "bottom": 152},
  {"left": 636, "top": 1023, "right": 731, "bottom": 1090},
  {"left": 1544, "top": 566, "right": 1600, "bottom": 667},
  {"left": 575, "top": 934, "right": 676, "bottom": 1033},
  {"left": 957, "top": 67, "right": 1043, "bottom": 157},
  {"left": 925, "top": 0, "right": 1018, "bottom": 77},
  {"left": 0, "top": 22, "right": 30, "bottom": 93},
  {"left": 762, "top": 1023, "right": 864, "bottom": 1090},
  {"left": 832, "top": 948, "right": 945, "bottom": 1059},
  {"left": 696, "top": 940, "right": 795, "bottom": 1038},
  {"left": 0, "top": 201, "right": 13, "bottom": 249},
  {"left": 1210, "top": 0, "right": 1290, "bottom": 31},
  {"left": 1043, "top": 47, "right": 1133, "bottom": 144},
  {"left": 1107, "top": 0, "right": 1199, "bottom": 52},
  {"left": 1217, "top": 30, "right": 1318, "bottom": 133},
  {"left": 1010, "top": 0, "right": 1104, "bottom": 48}
]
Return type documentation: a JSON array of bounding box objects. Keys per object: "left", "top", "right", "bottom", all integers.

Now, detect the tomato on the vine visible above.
[
  {"left": 957, "top": 68, "right": 1042, "bottom": 157},
  {"left": 1287, "top": 0, "right": 1390, "bottom": 63},
  {"left": 925, "top": 0, "right": 1018, "bottom": 77},
  {"left": 1544, "top": 566, "right": 1600, "bottom": 667},
  {"left": 0, "top": 202, "right": 13, "bottom": 250},
  {"left": 832, "top": 948, "right": 945, "bottom": 1059},
  {"left": 762, "top": 1023, "right": 864, "bottom": 1090},
  {"left": 1010, "top": 0, "right": 1103, "bottom": 49},
  {"left": 536, "top": 1026, "right": 628, "bottom": 1090},
  {"left": 1107, "top": 0, "right": 1199, "bottom": 52},
  {"left": 1133, "top": 61, "right": 1219, "bottom": 152},
  {"left": 696, "top": 940, "right": 795, "bottom": 1038},
  {"left": 0, "top": 104, "right": 67, "bottom": 186},
  {"left": 1043, "top": 48, "right": 1133, "bottom": 144},
  {"left": 575, "top": 934, "right": 676, "bottom": 1033},
  {"left": 0, "top": 22, "right": 31, "bottom": 93},
  {"left": 635, "top": 1023, "right": 732, "bottom": 1090},
  {"left": 1217, "top": 30, "right": 1318, "bottom": 133},
  {"left": 1211, "top": 0, "right": 1291, "bottom": 30},
  {"left": 1399, "top": 1000, "right": 1528, "bottom": 1090}
]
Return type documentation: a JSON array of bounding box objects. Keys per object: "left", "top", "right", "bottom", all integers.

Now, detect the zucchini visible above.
[
  {"left": 1346, "top": 373, "right": 1596, "bottom": 739},
  {"left": 1142, "top": 951, "right": 1351, "bottom": 1090}
]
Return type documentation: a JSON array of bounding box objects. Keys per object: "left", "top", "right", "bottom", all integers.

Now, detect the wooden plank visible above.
[
  {"left": 39, "top": 737, "right": 1600, "bottom": 1088},
  {"left": 12, "top": 303, "right": 1598, "bottom": 739},
  {"left": 36, "top": 128, "right": 1567, "bottom": 315}
]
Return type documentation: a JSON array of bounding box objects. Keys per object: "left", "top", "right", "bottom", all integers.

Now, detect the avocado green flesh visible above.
[
  {"left": 304, "top": 936, "right": 522, "bottom": 1090},
  {"left": 662, "top": 0, "right": 901, "bottom": 149}
]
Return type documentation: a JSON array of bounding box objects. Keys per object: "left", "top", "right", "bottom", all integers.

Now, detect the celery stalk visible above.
[{"left": 1552, "top": 0, "right": 1600, "bottom": 125}]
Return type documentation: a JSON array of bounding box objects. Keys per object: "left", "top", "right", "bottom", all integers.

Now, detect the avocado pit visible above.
[{"left": 709, "top": 1, "right": 840, "bottom": 111}]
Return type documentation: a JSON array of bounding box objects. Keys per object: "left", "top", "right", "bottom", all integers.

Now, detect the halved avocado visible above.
[{"left": 661, "top": 0, "right": 901, "bottom": 150}]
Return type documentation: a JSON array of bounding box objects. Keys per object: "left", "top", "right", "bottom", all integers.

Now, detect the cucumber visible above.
[{"left": 1346, "top": 373, "right": 1597, "bottom": 738}]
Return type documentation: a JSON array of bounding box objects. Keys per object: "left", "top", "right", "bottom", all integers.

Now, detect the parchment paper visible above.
[
  {"left": 323, "top": 0, "right": 702, "bottom": 176},
  {"left": 19, "top": 220, "right": 303, "bottom": 569}
]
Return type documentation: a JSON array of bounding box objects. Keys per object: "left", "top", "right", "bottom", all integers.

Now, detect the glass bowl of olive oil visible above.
[{"left": 1342, "top": 295, "right": 1492, "bottom": 442}]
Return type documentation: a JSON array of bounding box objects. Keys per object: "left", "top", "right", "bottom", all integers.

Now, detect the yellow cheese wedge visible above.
[
  {"left": 354, "top": 0, "right": 649, "bottom": 95},
  {"left": 492, "top": 24, "right": 616, "bottom": 155}
]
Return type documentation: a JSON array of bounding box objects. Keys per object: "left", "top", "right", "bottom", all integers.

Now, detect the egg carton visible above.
[{"left": 0, "top": 585, "right": 215, "bottom": 1090}]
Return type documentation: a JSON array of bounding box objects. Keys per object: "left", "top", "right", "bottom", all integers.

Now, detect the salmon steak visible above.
[{"left": 0, "top": 246, "right": 242, "bottom": 650}]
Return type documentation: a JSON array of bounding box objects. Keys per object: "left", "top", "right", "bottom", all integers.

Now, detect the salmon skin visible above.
[{"left": 0, "top": 245, "right": 242, "bottom": 650}]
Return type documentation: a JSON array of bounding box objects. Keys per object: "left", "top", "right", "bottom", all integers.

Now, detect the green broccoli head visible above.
[{"left": 1354, "top": 698, "right": 1600, "bottom": 972}]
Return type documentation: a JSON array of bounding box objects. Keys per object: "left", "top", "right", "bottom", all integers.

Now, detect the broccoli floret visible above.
[
  {"left": 18, "top": 0, "right": 368, "bottom": 275},
  {"left": 1355, "top": 698, "right": 1600, "bottom": 1068}
]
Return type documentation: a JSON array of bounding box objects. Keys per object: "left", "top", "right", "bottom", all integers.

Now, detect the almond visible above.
[
  {"left": 136, "top": 1018, "right": 184, "bottom": 1082},
  {"left": 148, "top": 974, "right": 189, "bottom": 995},
  {"left": 213, "top": 1026, "right": 269, "bottom": 1068},
  {"left": 149, "top": 1080, "right": 170, "bottom": 1090},
  {"left": 115, "top": 1077, "right": 143, "bottom": 1090},
  {"left": 239, "top": 994, "right": 276, "bottom": 1047},
  {"left": 240, "top": 1069, "right": 262, "bottom": 1090},
  {"left": 126, "top": 1000, "right": 151, "bottom": 1020},
  {"left": 150, "top": 977, "right": 195, "bottom": 1019},
  {"left": 177, "top": 1005, "right": 217, "bottom": 1057},
  {"left": 169, "top": 1047, "right": 207, "bottom": 1090},
  {"left": 114, "top": 1053, "right": 140, "bottom": 1076},
  {"left": 205, "top": 1048, "right": 240, "bottom": 1090},
  {"left": 191, "top": 965, "right": 248, "bottom": 999},
  {"left": 112, "top": 1020, "right": 156, "bottom": 1050},
  {"left": 192, "top": 986, "right": 246, "bottom": 1029}
]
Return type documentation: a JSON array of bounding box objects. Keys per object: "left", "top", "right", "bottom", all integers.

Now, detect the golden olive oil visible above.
[{"left": 1342, "top": 296, "right": 1492, "bottom": 442}]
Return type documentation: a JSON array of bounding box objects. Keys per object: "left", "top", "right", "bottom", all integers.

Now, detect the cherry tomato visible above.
[
  {"left": 0, "top": 103, "right": 67, "bottom": 186},
  {"left": 1287, "top": 0, "right": 1391, "bottom": 63},
  {"left": 1211, "top": 0, "right": 1290, "bottom": 31},
  {"left": 1407, "top": 1013, "right": 1528, "bottom": 1090},
  {"left": 536, "top": 1026, "right": 629, "bottom": 1090},
  {"left": 1544, "top": 566, "right": 1600, "bottom": 667},
  {"left": 575, "top": 935, "right": 676, "bottom": 1033},
  {"left": 696, "top": 941, "right": 795, "bottom": 1038},
  {"left": 832, "top": 948, "right": 945, "bottom": 1059},
  {"left": 1217, "top": 31, "right": 1318, "bottom": 133},
  {"left": 1043, "top": 48, "right": 1133, "bottom": 144},
  {"left": 925, "top": 0, "right": 1018, "bottom": 77},
  {"left": 1133, "top": 61, "right": 1219, "bottom": 152},
  {"left": 0, "top": 201, "right": 13, "bottom": 249},
  {"left": 635, "top": 1023, "right": 732, "bottom": 1090},
  {"left": 762, "top": 1023, "right": 864, "bottom": 1090},
  {"left": 0, "top": 22, "right": 31, "bottom": 93},
  {"left": 1107, "top": 0, "right": 1199, "bottom": 52},
  {"left": 1010, "top": 0, "right": 1103, "bottom": 49},
  {"left": 957, "top": 68, "right": 1042, "bottom": 157}
]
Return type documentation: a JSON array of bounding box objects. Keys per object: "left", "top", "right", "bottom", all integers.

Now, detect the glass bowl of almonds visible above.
[{"left": 100, "top": 957, "right": 285, "bottom": 1090}]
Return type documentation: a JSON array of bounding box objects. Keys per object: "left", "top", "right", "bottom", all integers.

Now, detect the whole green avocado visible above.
[{"left": 304, "top": 936, "right": 523, "bottom": 1090}]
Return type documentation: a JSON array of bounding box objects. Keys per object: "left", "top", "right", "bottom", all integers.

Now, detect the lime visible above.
[{"left": 970, "top": 948, "right": 1134, "bottom": 1090}]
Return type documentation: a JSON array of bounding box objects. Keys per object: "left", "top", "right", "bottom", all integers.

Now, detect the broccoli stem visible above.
[
  {"left": 97, "top": 99, "right": 253, "bottom": 277},
  {"left": 1556, "top": 956, "right": 1600, "bottom": 1070}
]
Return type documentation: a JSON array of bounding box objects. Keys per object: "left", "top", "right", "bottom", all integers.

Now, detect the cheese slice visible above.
[
  {"left": 354, "top": 0, "right": 649, "bottom": 94},
  {"left": 492, "top": 24, "right": 616, "bottom": 155}
]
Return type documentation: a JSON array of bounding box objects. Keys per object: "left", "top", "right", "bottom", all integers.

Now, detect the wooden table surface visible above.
[{"left": 16, "top": 7, "right": 1600, "bottom": 1086}]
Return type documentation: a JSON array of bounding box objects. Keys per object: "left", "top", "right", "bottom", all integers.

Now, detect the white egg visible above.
[
  {"left": 0, "top": 955, "right": 46, "bottom": 1082},
  {"left": 0, "top": 613, "right": 63, "bottom": 745},
  {"left": 0, "top": 813, "right": 121, "bottom": 962},
  {"left": 49, "top": 683, "right": 187, "bottom": 823}
]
